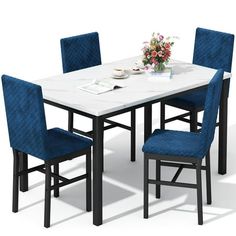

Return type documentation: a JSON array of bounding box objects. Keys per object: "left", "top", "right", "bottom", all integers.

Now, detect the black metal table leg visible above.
[
  {"left": 144, "top": 104, "right": 152, "bottom": 141},
  {"left": 131, "top": 110, "right": 136, "bottom": 162},
  {"left": 218, "top": 79, "right": 230, "bottom": 175},
  {"left": 93, "top": 116, "right": 104, "bottom": 226},
  {"left": 160, "top": 102, "right": 165, "bottom": 130},
  {"left": 19, "top": 152, "right": 28, "bottom": 192},
  {"left": 190, "top": 110, "right": 198, "bottom": 132},
  {"left": 143, "top": 154, "right": 149, "bottom": 218},
  {"left": 68, "top": 111, "right": 74, "bottom": 132},
  {"left": 86, "top": 150, "right": 92, "bottom": 212}
]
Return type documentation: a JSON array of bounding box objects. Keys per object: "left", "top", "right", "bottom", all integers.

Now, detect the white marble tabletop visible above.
[{"left": 35, "top": 56, "right": 231, "bottom": 116}]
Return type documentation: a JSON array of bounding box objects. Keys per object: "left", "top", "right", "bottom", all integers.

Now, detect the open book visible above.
[{"left": 78, "top": 79, "right": 123, "bottom": 95}]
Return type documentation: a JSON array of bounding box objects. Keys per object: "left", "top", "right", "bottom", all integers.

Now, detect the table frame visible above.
[{"left": 20, "top": 78, "right": 229, "bottom": 226}]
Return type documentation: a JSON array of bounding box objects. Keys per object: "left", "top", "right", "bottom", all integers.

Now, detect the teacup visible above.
[{"left": 113, "top": 68, "right": 125, "bottom": 77}]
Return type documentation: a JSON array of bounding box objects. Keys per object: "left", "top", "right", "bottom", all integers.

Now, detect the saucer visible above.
[{"left": 111, "top": 73, "right": 129, "bottom": 79}]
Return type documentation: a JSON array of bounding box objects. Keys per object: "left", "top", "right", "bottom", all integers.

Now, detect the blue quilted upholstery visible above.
[
  {"left": 200, "top": 70, "right": 224, "bottom": 151},
  {"left": 166, "top": 88, "right": 207, "bottom": 110},
  {"left": 43, "top": 128, "right": 92, "bottom": 160},
  {"left": 143, "top": 70, "right": 224, "bottom": 159},
  {"left": 166, "top": 28, "right": 234, "bottom": 110},
  {"left": 193, "top": 28, "right": 234, "bottom": 72},
  {"left": 2, "top": 75, "right": 92, "bottom": 161},
  {"left": 60, "top": 32, "right": 102, "bottom": 73},
  {"left": 142, "top": 129, "right": 204, "bottom": 158}
]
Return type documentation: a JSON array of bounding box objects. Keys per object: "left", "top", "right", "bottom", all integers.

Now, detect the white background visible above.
[{"left": 0, "top": 0, "right": 236, "bottom": 235}]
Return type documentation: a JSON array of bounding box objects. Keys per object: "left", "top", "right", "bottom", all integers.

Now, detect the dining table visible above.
[{"left": 33, "top": 56, "right": 231, "bottom": 226}]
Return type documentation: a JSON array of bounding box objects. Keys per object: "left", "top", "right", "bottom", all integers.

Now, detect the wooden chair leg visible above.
[
  {"left": 160, "top": 102, "right": 165, "bottom": 130},
  {"left": 131, "top": 110, "right": 136, "bottom": 162},
  {"left": 86, "top": 151, "right": 92, "bottom": 212},
  {"left": 190, "top": 110, "right": 198, "bottom": 132},
  {"left": 54, "top": 164, "right": 59, "bottom": 198},
  {"left": 68, "top": 111, "right": 74, "bottom": 132},
  {"left": 156, "top": 160, "right": 161, "bottom": 198},
  {"left": 205, "top": 150, "right": 212, "bottom": 204},
  {"left": 44, "top": 163, "right": 51, "bottom": 228},
  {"left": 12, "top": 149, "right": 19, "bottom": 213},
  {"left": 144, "top": 155, "right": 149, "bottom": 218},
  {"left": 196, "top": 160, "right": 203, "bottom": 225}
]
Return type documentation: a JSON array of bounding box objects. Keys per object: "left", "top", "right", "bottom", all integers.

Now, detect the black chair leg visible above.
[
  {"left": 68, "top": 111, "right": 74, "bottom": 132},
  {"left": 160, "top": 102, "right": 165, "bottom": 130},
  {"left": 86, "top": 151, "right": 92, "bottom": 212},
  {"left": 12, "top": 149, "right": 19, "bottom": 213},
  {"left": 19, "top": 152, "right": 28, "bottom": 192},
  {"left": 156, "top": 160, "right": 161, "bottom": 198},
  {"left": 205, "top": 151, "right": 212, "bottom": 204},
  {"left": 54, "top": 164, "right": 59, "bottom": 198},
  {"left": 196, "top": 160, "right": 203, "bottom": 225},
  {"left": 144, "top": 155, "right": 149, "bottom": 218},
  {"left": 131, "top": 110, "right": 136, "bottom": 162},
  {"left": 44, "top": 163, "right": 51, "bottom": 228},
  {"left": 190, "top": 110, "right": 198, "bottom": 132}
]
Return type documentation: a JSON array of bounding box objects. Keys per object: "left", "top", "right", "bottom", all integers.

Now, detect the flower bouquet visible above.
[{"left": 142, "top": 33, "right": 175, "bottom": 72}]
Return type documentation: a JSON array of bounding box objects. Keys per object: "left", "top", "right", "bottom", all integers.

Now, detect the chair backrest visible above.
[
  {"left": 200, "top": 69, "right": 224, "bottom": 154},
  {"left": 1, "top": 75, "right": 47, "bottom": 155},
  {"left": 60, "top": 32, "right": 102, "bottom": 73},
  {"left": 193, "top": 27, "right": 234, "bottom": 72}
]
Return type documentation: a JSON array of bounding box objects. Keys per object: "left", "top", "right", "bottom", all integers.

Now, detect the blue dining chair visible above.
[
  {"left": 143, "top": 69, "right": 224, "bottom": 225},
  {"left": 61, "top": 32, "right": 102, "bottom": 73},
  {"left": 1, "top": 75, "right": 92, "bottom": 228},
  {"left": 60, "top": 32, "right": 136, "bottom": 165},
  {"left": 160, "top": 28, "right": 234, "bottom": 132}
]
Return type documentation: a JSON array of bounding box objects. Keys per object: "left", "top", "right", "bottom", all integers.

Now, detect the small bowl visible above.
[{"left": 130, "top": 67, "right": 144, "bottom": 74}]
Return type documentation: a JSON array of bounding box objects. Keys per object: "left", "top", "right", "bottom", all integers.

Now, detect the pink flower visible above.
[
  {"left": 151, "top": 58, "right": 158, "bottom": 64},
  {"left": 151, "top": 51, "right": 158, "bottom": 57},
  {"left": 165, "top": 42, "right": 171, "bottom": 49},
  {"left": 157, "top": 51, "right": 163, "bottom": 57},
  {"left": 165, "top": 49, "right": 171, "bottom": 57},
  {"left": 163, "top": 55, "right": 168, "bottom": 61}
]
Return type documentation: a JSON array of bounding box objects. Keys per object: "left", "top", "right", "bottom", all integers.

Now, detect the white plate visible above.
[{"left": 111, "top": 73, "right": 129, "bottom": 79}]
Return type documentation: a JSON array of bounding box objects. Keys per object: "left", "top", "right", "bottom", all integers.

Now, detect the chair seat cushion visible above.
[
  {"left": 165, "top": 88, "right": 207, "bottom": 110},
  {"left": 37, "top": 128, "right": 92, "bottom": 160},
  {"left": 142, "top": 129, "right": 205, "bottom": 159}
]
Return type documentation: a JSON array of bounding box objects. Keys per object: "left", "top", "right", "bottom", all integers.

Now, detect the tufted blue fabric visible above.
[
  {"left": 2, "top": 75, "right": 47, "bottom": 157},
  {"left": 43, "top": 128, "right": 92, "bottom": 160},
  {"left": 200, "top": 69, "right": 224, "bottom": 153},
  {"left": 2, "top": 75, "right": 92, "bottom": 161},
  {"left": 143, "top": 69, "right": 224, "bottom": 159},
  {"left": 193, "top": 28, "right": 234, "bottom": 73},
  {"left": 60, "top": 32, "right": 102, "bottom": 73},
  {"left": 165, "top": 27, "right": 234, "bottom": 110},
  {"left": 166, "top": 88, "right": 207, "bottom": 110},
  {"left": 142, "top": 129, "right": 204, "bottom": 158}
]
